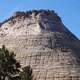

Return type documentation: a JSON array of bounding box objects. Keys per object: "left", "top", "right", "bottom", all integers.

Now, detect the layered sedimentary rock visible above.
[{"left": 0, "top": 10, "right": 80, "bottom": 80}]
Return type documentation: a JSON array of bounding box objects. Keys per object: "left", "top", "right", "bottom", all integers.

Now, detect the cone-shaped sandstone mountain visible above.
[{"left": 0, "top": 10, "right": 80, "bottom": 80}]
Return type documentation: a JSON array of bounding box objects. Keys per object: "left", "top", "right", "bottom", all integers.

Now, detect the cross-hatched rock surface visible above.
[{"left": 0, "top": 10, "right": 80, "bottom": 80}]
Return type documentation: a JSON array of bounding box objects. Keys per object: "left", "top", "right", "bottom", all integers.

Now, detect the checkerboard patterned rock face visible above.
[{"left": 0, "top": 10, "right": 80, "bottom": 80}]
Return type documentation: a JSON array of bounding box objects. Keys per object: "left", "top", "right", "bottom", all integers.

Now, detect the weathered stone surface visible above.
[{"left": 0, "top": 10, "right": 80, "bottom": 80}]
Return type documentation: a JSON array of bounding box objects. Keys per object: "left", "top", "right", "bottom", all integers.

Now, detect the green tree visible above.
[
  {"left": 19, "top": 66, "right": 33, "bottom": 80},
  {"left": 0, "top": 45, "right": 21, "bottom": 80},
  {"left": 0, "top": 45, "right": 33, "bottom": 80}
]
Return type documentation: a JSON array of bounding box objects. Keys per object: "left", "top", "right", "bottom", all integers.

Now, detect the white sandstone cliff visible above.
[{"left": 0, "top": 10, "right": 80, "bottom": 80}]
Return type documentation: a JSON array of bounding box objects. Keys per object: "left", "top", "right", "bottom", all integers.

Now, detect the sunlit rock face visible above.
[{"left": 0, "top": 10, "right": 80, "bottom": 80}]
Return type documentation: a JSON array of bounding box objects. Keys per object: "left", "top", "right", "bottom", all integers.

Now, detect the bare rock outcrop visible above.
[{"left": 0, "top": 10, "right": 80, "bottom": 80}]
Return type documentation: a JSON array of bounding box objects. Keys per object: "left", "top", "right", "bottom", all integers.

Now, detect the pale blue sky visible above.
[{"left": 0, "top": 0, "right": 80, "bottom": 39}]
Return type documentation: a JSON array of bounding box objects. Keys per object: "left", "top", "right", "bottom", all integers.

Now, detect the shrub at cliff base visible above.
[{"left": 0, "top": 45, "right": 32, "bottom": 80}]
